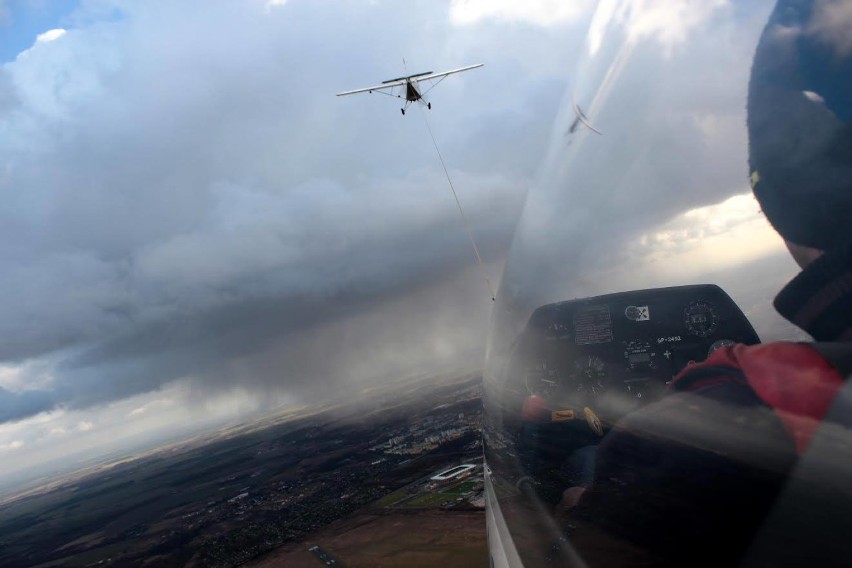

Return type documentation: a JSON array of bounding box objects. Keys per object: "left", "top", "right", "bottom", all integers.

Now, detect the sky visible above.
[
  {"left": 0, "top": 0, "right": 835, "bottom": 490},
  {"left": 487, "top": 0, "right": 824, "bottom": 372},
  {"left": 0, "top": 0, "right": 598, "bottom": 486},
  {"left": 0, "top": 0, "right": 79, "bottom": 62}
]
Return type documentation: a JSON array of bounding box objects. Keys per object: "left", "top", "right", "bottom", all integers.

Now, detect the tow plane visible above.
[{"left": 336, "top": 63, "right": 483, "bottom": 115}]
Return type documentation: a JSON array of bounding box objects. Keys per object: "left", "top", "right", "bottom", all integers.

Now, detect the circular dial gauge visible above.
[
  {"left": 708, "top": 338, "right": 735, "bottom": 356},
  {"left": 574, "top": 355, "right": 607, "bottom": 395},
  {"left": 683, "top": 300, "right": 720, "bottom": 338},
  {"left": 524, "top": 359, "right": 560, "bottom": 396}
]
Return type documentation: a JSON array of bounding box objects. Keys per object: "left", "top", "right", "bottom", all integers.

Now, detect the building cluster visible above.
[
  {"left": 369, "top": 409, "right": 481, "bottom": 457},
  {"left": 178, "top": 383, "right": 484, "bottom": 566}
]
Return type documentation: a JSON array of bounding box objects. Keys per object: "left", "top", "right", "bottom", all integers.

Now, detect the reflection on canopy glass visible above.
[{"left": 484, "top": 1, "right": 852, "bottom": 566}]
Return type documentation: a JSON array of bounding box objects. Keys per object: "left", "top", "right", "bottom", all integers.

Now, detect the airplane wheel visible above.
[
  {"left": 401, "top": 108, "right": 405, "bottom": 115},
  {"left": 428, "top": 103, "right": 431, "bottom": 110}
]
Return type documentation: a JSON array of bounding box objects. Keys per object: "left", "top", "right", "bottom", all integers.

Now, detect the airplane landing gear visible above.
[
  {"left": 428, "top": 102, "right": 431, "bottom": 110},
  {"left": 401, "top": 108, "right": 405, "bottom": 115}
]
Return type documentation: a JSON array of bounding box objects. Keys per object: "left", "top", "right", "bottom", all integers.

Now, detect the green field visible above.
[
  {"left": 373, "top": 487, "right": 411, "bottom": 508},
  {"left": 399, "top": 491, "right": 453, "bottom": 508},
  {"left": 443, "top": 480, "right": 477, "bottom": 495}
]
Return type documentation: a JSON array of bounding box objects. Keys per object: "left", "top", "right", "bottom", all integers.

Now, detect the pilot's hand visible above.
[{"left": 555, "top": 486, "right": 587, "bottom": 517}]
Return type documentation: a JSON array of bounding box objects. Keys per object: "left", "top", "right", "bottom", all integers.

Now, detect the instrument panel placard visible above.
[{"left": 573, "top": 305, "right": 613, "bottom": 345}]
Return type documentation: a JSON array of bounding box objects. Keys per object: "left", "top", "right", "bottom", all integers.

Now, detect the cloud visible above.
[
  {"left": 585, "top": 0, "right": 728, "bottom": 58},
  {"left": 0, "top": 366, "right": 22, "bottom": 389},
  {"left": 1, "top": 440, "right": 24, "bottom": 451},
  {"left": 450, "top": 0, "right": 593, "bottom": 26},
  {"left": 491, "top": 1, "right": 792, "bottom": 352},
  {"left": 808, "top": 0, "right": 852, "bottom": 55},
  {"left": 0, "top": 387, "right": 54, "bottom": 423},
  {"left": 0, "top": 0, "right": 593, "bottom": 429},
  {"left": 803, "top": 90, "right": 825, "bottom": 104},
  {"left": 36, "top": 28, "right": 66, "bottom": 42},
  {"left": 126, "top": 397, "right": 173, "bottom": 417},
  {"left": 630, "top": 192, "right": 786, "bottom": 266},
  {"left": 0, "top": 381, "right": 300, "bottom": 486},
  {"left": 620, "top": 0, "right": 727, "bottom": 51}
]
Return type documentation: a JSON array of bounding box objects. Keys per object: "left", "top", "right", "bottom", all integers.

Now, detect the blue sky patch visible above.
[{"left": 0, "top": 0, "right": 79, "bottom": 63}]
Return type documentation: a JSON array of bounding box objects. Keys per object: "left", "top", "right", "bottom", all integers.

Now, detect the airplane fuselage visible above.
[{"left": 405, "top": 80, "right": 422, "bottom": 102}]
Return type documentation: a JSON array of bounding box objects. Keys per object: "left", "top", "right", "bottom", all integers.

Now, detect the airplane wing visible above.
[
  {"left": 336, "top": 79, "right": 407, "bottom": 97},
  {"left": 412, "top": 63, "right": 484, "bottom": 83},
  {"left": 336, "top": 64, "right": 483, "bottom": 97}
]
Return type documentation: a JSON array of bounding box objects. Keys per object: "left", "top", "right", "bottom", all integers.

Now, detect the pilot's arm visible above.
[{"left": 568, "top": 363, "right": 798, "bottom": 567}]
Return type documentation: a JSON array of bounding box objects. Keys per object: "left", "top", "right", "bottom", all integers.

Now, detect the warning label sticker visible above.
[{"left": 574, "top": 305, "right": 613, "bottom": 345}]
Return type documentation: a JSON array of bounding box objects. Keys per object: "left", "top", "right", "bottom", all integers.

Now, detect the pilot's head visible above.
[{"left": 748, "top": 0, "right": 852, "bottom": 268}]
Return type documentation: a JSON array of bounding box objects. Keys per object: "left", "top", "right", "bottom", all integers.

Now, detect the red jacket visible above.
[
  {"left": 571, "top": 342, "right": 848, "bottom": 567},
  {"left": 672, "top": 342, "right": 845, "bottom": 454}
]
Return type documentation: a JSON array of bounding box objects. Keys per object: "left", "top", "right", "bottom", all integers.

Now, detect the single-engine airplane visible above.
[{"left": 336, "top": 63, "right": 484, "bottom": 115}]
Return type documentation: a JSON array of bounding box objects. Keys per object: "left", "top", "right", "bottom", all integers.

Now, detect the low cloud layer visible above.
[{"left": 0, "top": 0, "right": 593, "bottom": 426}]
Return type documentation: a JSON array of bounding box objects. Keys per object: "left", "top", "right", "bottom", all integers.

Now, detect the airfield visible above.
[{"left": 0, "top": 372, "right": 485, "bottom": 567}]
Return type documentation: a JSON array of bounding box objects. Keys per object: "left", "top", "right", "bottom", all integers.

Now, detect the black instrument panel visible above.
[{"left": 509, "top": 284, "right": 760, "bottom": 421}]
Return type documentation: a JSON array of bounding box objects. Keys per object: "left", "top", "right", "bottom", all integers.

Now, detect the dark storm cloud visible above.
[
  {"left": 0, "top": 386, "right": 53, "bottom": 422},
  {"left": 0, "top": 0, "right": 591, "bottom": 421}
]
